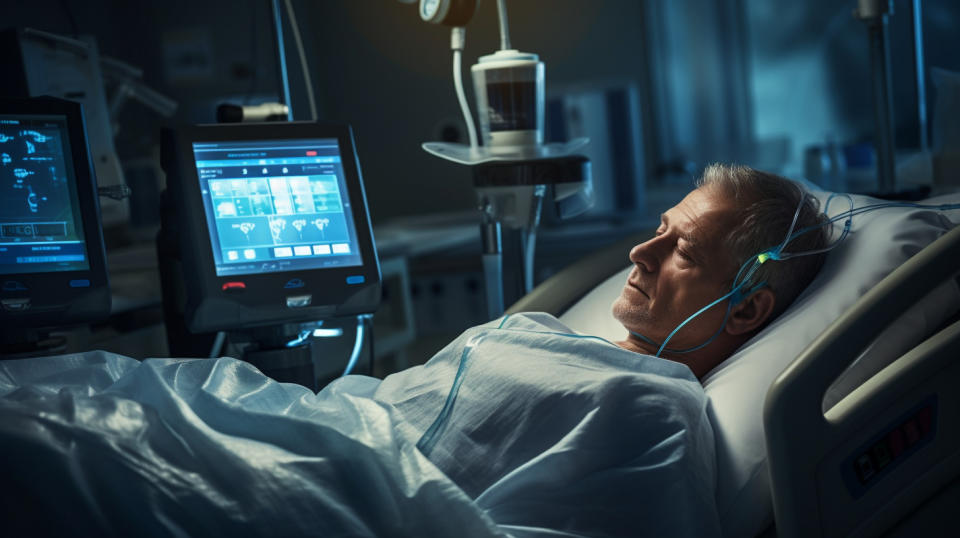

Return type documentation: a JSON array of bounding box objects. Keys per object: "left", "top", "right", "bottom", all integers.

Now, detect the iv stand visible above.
[{"left": 855, "top": 0, "right": 896, "bottom": 194}]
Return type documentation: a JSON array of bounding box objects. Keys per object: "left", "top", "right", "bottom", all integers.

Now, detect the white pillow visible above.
[{"left": 559, "top": 188, "right": 960, "bottom": 537}]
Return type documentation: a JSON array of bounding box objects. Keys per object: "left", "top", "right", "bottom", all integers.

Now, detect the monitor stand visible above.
[{"left": 229, "top": 324, "right": 317, "bottom": 390}]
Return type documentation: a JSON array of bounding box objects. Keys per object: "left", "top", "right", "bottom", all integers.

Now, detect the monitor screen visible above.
[
  {"left": 0, "top": 114, "right": 90, "bottom": 275},
  {"left": 192, "top": 138, "right": 365, "bottom": 277}
]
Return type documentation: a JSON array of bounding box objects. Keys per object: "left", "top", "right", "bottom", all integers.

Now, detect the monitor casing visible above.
[
  {"left": 0, "top": 97, "right": 111, "bottom": 331},
  {"left": 160, "top": 122, "right": 381, "bottom": 334}
]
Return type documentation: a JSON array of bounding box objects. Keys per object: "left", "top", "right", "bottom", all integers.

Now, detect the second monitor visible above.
[{"left": 161, "top": 122, "right": 381, "bottom": 334}]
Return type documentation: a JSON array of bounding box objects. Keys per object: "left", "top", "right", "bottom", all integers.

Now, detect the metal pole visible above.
[
  {"left": 856, "top": 0, "right": 896, "bottom": 194},
  {"left": 271, "top": 0, "right": 294, "bottom": 121},
  {"left": 912, "top": 0, "right": 928, "bottom": 151},
  {"left": 480, "top": 208, "right": 504, "bottom": 320}
]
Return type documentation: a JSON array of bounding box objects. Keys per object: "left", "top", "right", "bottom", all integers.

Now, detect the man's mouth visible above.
[{"left": 627, "top": 280, "right": 649, "bottom": 299}]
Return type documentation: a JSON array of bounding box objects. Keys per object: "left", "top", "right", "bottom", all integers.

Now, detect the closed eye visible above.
[{"left": 677, "top": 245, "right": 699, "bottom": 264}]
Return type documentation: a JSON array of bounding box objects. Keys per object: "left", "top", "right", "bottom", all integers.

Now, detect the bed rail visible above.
[{"left": 764, "top": 225, "right": 960, "bottom": 537}]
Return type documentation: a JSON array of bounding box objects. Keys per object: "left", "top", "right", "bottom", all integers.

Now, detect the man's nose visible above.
[{"left": 629, "top": 239, "right": 660, "bottom": 273}]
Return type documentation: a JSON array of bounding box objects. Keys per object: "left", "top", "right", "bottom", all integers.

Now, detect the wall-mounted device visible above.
[{"left": 0, "top": 97, "right": 111, "bottom": 355}]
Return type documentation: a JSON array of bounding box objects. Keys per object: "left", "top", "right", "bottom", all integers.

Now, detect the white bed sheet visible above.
[
  {"left": 0, "top": 313, "right": 721, "bottom": 537},
  {"left": 374, "top": 312, "right": 720, "bottom": 537},
  {"left": 0, "top": 352, "right": 501, "bottom": 537}
]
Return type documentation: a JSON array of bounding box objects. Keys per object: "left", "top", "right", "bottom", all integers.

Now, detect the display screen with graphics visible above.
[
  {"left": 192, "top": 138, "right": 364, "bottom": 277},
  {"left": 0, "top": 114, "right": 90, "bottom": 275}
]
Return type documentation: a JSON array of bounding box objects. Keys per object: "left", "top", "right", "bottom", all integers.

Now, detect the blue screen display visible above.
[
  {"left": 0, "top": 114, "right": 90, "bottom": 275},
  {"left": 192, "top": 138, "right": 364, "bottom": 277}
]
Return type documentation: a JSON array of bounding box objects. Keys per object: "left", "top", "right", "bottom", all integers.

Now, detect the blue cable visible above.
[{"left": 341, "top": 314, "right": 368, "bottom": 377}]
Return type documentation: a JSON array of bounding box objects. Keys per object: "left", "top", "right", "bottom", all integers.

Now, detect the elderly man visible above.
[
  {"left": 370, "top": 163, "right": 832, "bottom": 536},
  {"left": 614, "top": 163, "right": 829, "bottom": 378}
]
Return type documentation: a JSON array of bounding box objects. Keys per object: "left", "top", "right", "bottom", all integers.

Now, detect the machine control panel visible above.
[{"left": 844, "top": 398, "right": 937, "bottom": 497}]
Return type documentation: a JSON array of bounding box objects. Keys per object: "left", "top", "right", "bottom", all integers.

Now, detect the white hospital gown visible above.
[{"left": 373, "top": 312, "right": 722, "bottom": 537}]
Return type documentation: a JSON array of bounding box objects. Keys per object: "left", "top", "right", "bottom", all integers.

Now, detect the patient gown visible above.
[{"left": 0, "top": 313, "right": 719, "bottom": 537}]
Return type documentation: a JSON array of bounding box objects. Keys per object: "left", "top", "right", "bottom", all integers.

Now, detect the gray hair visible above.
[{"left": 696, "top": 163, "right": 830, "bottom": 321}]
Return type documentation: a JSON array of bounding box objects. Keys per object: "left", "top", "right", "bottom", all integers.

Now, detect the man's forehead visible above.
[{"left": 663, "top": 188, "right": 736, "bottom": 242}]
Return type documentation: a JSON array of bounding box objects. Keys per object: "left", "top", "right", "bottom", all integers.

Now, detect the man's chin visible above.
[{"left": 611, "top": 302, "right": 652, "bottom": 336}]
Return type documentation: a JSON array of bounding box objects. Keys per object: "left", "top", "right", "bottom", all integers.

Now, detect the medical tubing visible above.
[
  {"left": 774, "top": 193, "right": 808, "bottom": 255},
  {"left": 631, "top": 253, "right": 765, "bottom": 357},
  {"left": 778, "top": 219, "right": 851, "bottom": 260},
  {"left": 522, "top": 227, "right": 535, "bottom": 293},
  {"left": 341, "top": 315, "right": 367, "bottom": 377},
  {"left": 522, "top": 186, "right": 546, "bottom": 293},
  {"left": 651, "top": 259, "right": 761, "bottom": 356},
  {"left": 417, "top": 334, "right": 484, "bottom": 455},
  {"left": 773, "top": 197, "right": 960, "bottom": 258},
  {"left": 789, "top": 198, "right": 960, "bottom": 243},
  {"left": 285, "top": 329, "right": 313, "bottom": 348},
  {"left": 765, "top": 193, "right": 853, "bottom": 260},
  {"left": 208, "top": 331, "right": 226, "bottom": 358},
  {"left": 283, "top": 0, "right": 318, "bottom": 121},
  {"left": 451, "top": 28, "right": 478, "bottom": 150},
  {"left": 483, "top": 252, "right": 505, "bottom": 318},
  {"left": 496, "top": 0, "right": 512, "bottom": 50},
  {"left": 631, "top": 299, "right": 735, "bottom": 357}
]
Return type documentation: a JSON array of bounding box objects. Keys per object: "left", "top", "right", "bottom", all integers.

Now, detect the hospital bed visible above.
[
  {"left": 509, "top": 187, "right": 960, "bottom": 537},
  {"left": 1, "top": 187, "right": 958, "bottom": 537}
]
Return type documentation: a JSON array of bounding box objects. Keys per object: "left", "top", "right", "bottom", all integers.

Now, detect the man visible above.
[
  {"left": 614, "top": 163, "right": 829, "bottom": 378},
  {"left": 369, "top": 164, "right": 832, "bottom": 536}
]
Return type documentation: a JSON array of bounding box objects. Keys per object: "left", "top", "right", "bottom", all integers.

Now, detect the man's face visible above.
[{"left": 612, "top": 186, "right": 739, "bottom": 353}]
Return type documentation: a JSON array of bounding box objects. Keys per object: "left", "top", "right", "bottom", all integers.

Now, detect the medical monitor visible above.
[
  {"left": 161, "top": 122, "right": 380, "bottom": 333},
  {"left": 0, "top": 97, "right": 110, "bottom": 330}
]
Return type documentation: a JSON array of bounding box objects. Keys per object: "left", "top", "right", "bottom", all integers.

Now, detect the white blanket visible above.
[
  {"left": 0, "top": 313, "right": 719, "bottom": 537},
  {"left": 375, "top": 313, "right": 720, "bottom": 537}
]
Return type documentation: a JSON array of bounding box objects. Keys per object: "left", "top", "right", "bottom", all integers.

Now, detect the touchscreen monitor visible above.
[
  {"left": 191, "top": 138, "right": 364, "bottom": 277},
  {"left": 0, "top": 114, "right": 90, "bottom": 274},
  {"left": 0, "top": 97, "right": 110, "bottom": 333},
  {"left": 160, "top": 122, "right": 380, "bottom": 333}
]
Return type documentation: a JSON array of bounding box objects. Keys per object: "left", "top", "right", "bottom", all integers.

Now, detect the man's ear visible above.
[{"left": 725, "top": 288, "right": 776, "bottom": 336}]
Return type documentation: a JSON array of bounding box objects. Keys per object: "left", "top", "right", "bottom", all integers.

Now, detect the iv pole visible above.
[{"left": 855, "top": 0, "right": 896, "bottom": 195}]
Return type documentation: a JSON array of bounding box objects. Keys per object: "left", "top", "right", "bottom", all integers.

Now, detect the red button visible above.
[
  {"left": 222, "top": 281, "right": 247, "bottom": 292},
  {"left": 306, "top": 150, "right": 317, "bottom": 156}
]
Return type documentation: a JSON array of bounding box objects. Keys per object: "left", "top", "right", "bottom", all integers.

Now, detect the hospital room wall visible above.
[
  {"left": 3, "top": 0, "right": 959, "bottom": 225},
  {"left": 745, "top": 0, "right": 960, "bottom": 184}
]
